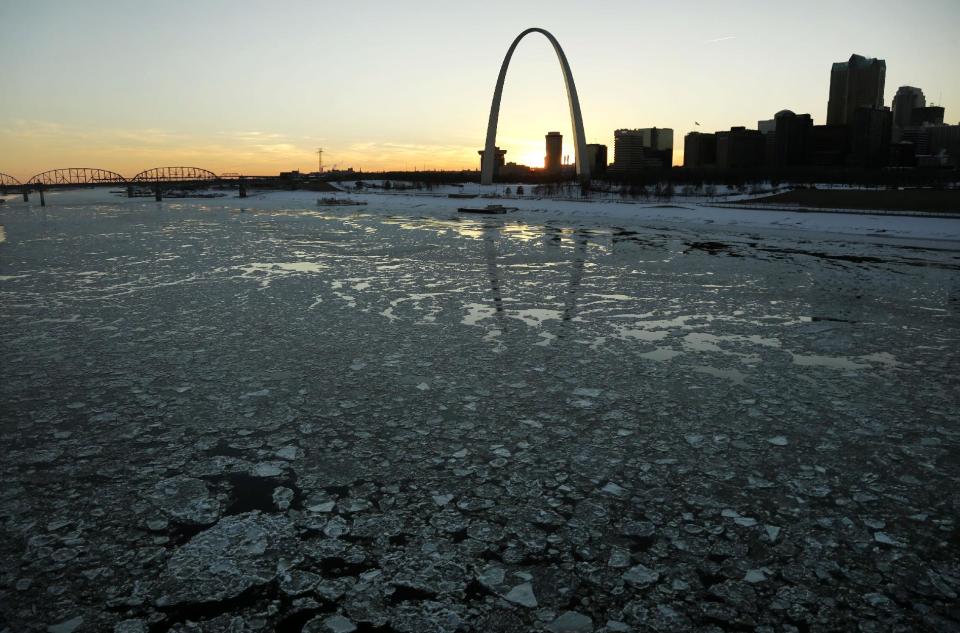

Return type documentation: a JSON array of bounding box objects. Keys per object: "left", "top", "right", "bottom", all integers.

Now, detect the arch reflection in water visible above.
[
  {"left": 562, "top": 231, "right": 589, "bottom": 323},
  {"left": 479, "top": 222, "right": 591, "bottom": 341},
  {"left": 483, "top": 224, "right": 506, "bottom": 317}
]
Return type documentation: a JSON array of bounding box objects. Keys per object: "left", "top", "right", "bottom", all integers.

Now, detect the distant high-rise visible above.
[
  {"left": 773, "top": 110, "right": 813, "bottom": 167},
  {"left": 545, "top": 132, "right": 563, "bottom": 172},
  {"left": 758, "top": 119, "right": 777, "bottom": 135},
  {"left": 586, "top": 144, "right": 608, "bottom": 174},
  {"left": 715, "top": 127, "right": 765, "bottom": 169},
  {"left": 848, "top": 106, "right": 892, "bottom": 168},
  {"left": 683, "top": 132, "right": 716, "bottom": 168},
  {"left": 611, "top": 128, "right": 674, "bottom": 170},
  {"left": 827, "top": 54, "right": 886, "bottom": 126},
  {"left": 892, "top": 86, "right": 926, "bottom": 130}
]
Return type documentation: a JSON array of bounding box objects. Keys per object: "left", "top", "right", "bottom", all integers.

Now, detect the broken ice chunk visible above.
[
  {"left": 874, "top": 532, "right": 906, "bottom": 548},
  {"left": 47, "top": 617, "right": 83, "bottom": 633},
  {"left": 503, "top": 582, "right": 538, "bottom": 608},
  {"left": 623, "top": 564, "right": 660, "bottom": 587},
  {"left": 601, "top": 482, "right": 627, "bottom": 497},
  {"left": 547, "top": 611, "right": 594, "bottom": 632},
  {"left": 273, "top": 487, "right": 294, "bottom": 511},
  {"left": 765, "top": 525, "right": 781, "bottom": 542}
]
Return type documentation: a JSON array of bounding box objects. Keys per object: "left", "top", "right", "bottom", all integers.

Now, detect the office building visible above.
[
  {"left": 683, "top": 132, "right": 716, "bottom": 167},
  {"left": 810, "top": 125, "right": 849, "bottom": 166},
  {"left": 899, "top": 127, "right": 931, "bottom": 157},
  {"left": 545, "top": 132, "right": 563, "bottom": 173},
  {"left": 928, "top": 124, "right": 960, "bottom": 166},
  {"left": 758, "top": 119, "right": 777, "bottom": 135},
  {"left": 611, "top": 128, "right": 674, "bottom": 170},
  {"left": 911, "top": 106, "right": 945, "bottom": 127},
  {"left": 892, "top": 86, "right": 925, "bottom": 130},
  {"left": 773, "top": 110, "right": 813, "bottom": 167},
  {"left": 716, "top": 127, "right": 765, "bottom": 169},
  {"left": 827, "top": 54, "right": 886, "bottom": 126},
  {"left": 848, "top": 106, "right": 892, "bottom": 167},
  {"left": 586, "top": 144, "right": 607, "bottom": 174}
]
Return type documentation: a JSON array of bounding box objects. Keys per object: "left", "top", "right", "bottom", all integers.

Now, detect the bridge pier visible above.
[
  {"left": 238, "top": 177, "right": 247, "bottom": 198},
  {"left": 154, "top": 184, "right": 162, "bottom": 202},
  {"left": 23, "top": 190, "right": 29, "bottom": 202},
  {"left": 127, "top": 185, "right": 134, "bottom": 198},
  {"left": 38, "top": 186, "right": 46, "bottom": 207}
]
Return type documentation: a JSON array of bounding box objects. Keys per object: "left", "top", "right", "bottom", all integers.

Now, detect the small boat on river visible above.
[{"left": 457, "top": 204, "right": 517, "bottom": 215}]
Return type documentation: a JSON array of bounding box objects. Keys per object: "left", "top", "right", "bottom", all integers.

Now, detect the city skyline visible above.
[{"left": 2, "top": 0, "right": 959, "bottom": 180}]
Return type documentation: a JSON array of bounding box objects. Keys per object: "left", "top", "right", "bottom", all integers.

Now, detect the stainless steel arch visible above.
[{"left": 481, "top": 28, "right": 590, "bottom": 185}]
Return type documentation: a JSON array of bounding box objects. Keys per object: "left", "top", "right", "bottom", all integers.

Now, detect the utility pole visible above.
[{"left": 317, "top": 148, "right": 323, "bottom": 174}]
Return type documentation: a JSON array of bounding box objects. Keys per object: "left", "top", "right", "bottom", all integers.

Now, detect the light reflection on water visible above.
[{"left": 1, "top": 201, "right": 917, "bottom": 381}]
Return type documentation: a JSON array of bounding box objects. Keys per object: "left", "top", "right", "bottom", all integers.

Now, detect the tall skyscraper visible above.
[
  {"left": 545, "top": 132, "right": 563, "bottom": 172},
  {"left": 892, "top": 86, "right": 926, "bottom": 130},
  {"left": 827, "top": 54, "right": 886, "bottom": 125}
]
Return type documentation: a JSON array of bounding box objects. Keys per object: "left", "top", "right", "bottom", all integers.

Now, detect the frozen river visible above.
[{"left": 1, "top": 189, "right": 959, "bottom": 632}]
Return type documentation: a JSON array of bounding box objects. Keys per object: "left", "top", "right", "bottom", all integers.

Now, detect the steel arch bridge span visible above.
[
  {"left": 0, "top": 173, "right": 22, "bottom": 187},
  {"left": 29, "top": 168, "right": 126, "bottom": 185},
  {"left": 481, "top": 28, "right": 590, "bottom": 185},
  {"left": 132, "top": 167, "right": 218, "bottom": 182}
]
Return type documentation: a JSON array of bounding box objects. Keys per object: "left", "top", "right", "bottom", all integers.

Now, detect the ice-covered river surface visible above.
[{"left": 1, "top": 189, "right": 959, "bottom": 633}]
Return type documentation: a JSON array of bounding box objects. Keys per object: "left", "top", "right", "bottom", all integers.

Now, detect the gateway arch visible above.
[{"left": 480, "top": 28, "right": 590, "bottom": 185}]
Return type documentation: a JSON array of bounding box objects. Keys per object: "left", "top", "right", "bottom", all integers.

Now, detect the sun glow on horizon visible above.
[
  {"left": 517, "top": 151, "right": 545, "bottom": 169},
  {"left": 1, "top": 2, "right": 958, "bottom": 179}
]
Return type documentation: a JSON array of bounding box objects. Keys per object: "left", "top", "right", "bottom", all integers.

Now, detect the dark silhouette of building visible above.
[
  {"left": 810, "top": 125, "right": 849, "bottom": 166},
  {"left": 586, "top": 143, "right": 607, "bottom": 174},
  {"left": 892, "top": 86, "right": 925, "bottom": 131},
  {"left": 611, "top": 128, "right": 673, "bottom": 171},
  {"left": 928, "top": 125, "right": 960, "bottom": 167},
  {"left": 848, "top": 106, "right": 892, "bottom": 167},
  {"left": 478, "top": 147, "right": 507, "bottom": 177},
  {"left": 683, "top": 132, "right": 716, "bottom": 167},
  {"left": 900, "top": 127, "right": 931, "bottom": 157},
  {"left": 827, "top": 54, "right": 886, "bottom": 126},
  {"left": 890, "top": 141, "right": 917, "bottom": 167},
  {"left": 758, "top": 119, "right": 776, "bottom": 135},
  {"left": 500, "top": 162, "right": 533, "bottom": 179},
  {"left": 716, "top": 127, "right": 765, "bottom": 169},
  {"left": 899, "top": 127, "right": 931, "bottom": 157},
  {"left": 545, "top": 132, "right": 563, "bottom": 173},
  {"left": 773, "top": 110, "right": 813, "bottom": 167},
  {"left": 911, "top": 106, "right": 945, "bottom": 127}
]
